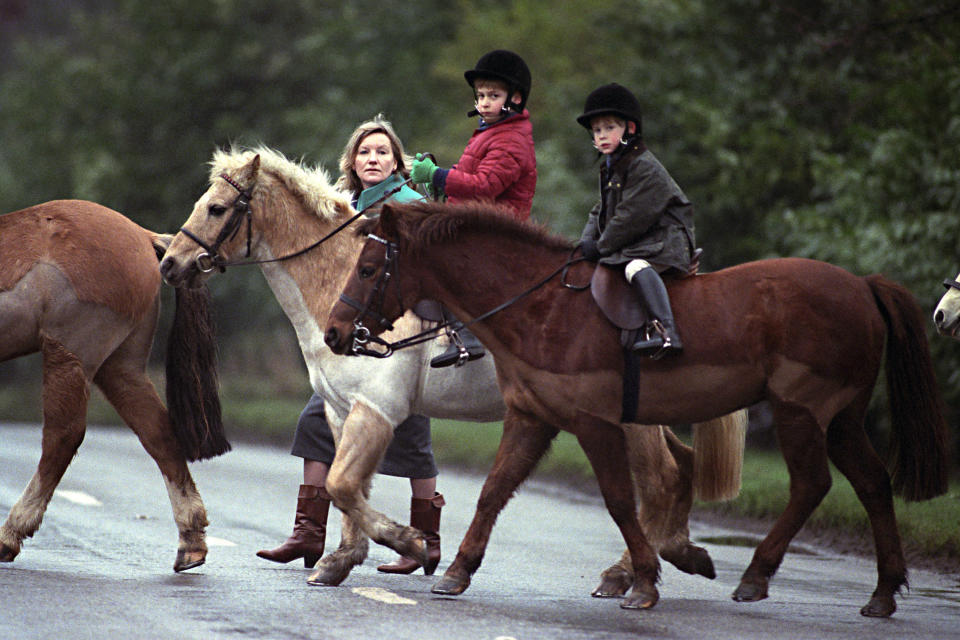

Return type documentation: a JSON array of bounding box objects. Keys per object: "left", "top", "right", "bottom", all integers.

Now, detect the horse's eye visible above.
[
  {"left": 358, "top": 265, "right": 376, "bottom": 280},
  {"left": 209, "top": 204, "right": 227, "bottom": 217}
]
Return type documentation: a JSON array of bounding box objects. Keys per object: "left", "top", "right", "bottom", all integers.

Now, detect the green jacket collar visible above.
[{"left": 356, "top": 173, "right": 407, "bottom": 213}]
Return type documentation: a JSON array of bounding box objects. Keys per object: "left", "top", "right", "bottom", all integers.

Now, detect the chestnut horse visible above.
[
  {"left": 158, "top": 148, "right": 746, "bottom": 591},
  {"left": 0, "top": 200, "right": 228, "bottom": 572},
  {"left": 324, "top": 201, "right": 949, "bottom": 617}
]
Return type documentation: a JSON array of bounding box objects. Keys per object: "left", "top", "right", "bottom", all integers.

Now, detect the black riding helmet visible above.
[
  {"left": 464, "top": 49, "right": 532, "bottom": 114},
  {"left": 576, "top": 83, "right": 643, "bottom": 137}
]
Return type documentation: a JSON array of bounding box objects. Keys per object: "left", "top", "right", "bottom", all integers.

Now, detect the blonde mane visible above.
[{"left": 209, "top": 146, "right": 353, "bottom": 222}]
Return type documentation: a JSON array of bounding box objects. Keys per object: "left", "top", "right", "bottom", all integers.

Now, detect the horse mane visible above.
[
  {"left": 386, "top": 200, "right": 574, "bottom": 255},
  {"left": 209, "top": 146, "right": 353, "bottom": 222}
]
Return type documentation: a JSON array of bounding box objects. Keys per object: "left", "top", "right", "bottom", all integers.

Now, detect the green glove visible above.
[{"left": 410, "top": 153, "right": 439, "bottom": 185}]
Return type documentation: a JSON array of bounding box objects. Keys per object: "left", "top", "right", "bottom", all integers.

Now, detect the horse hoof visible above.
[
  {"left": 431, "top": 573, "right": 470, "bottom": 596},
  {"left": 732, "top": 579, "right": 769, "bottom": 603},
  {"left": 307, "top": 563, "right": 349, "bottom": 587},
  {"left": 174, "top": 549, "right": 206, "bottom": 572},
  {"left": 660, "top": 544, "right": 716, "bottom": 580},
  {"left": 591, "top": 568, "right": 633, "bottom": 598},
  {"left": 620, "top": 584, "right": 659, "bottom": 610},
  {"left": 860, "top": 595, "right": 896, "bottom": 618},
  {"left": 0, "top": 543, "right": 19, "bottom": 562}
]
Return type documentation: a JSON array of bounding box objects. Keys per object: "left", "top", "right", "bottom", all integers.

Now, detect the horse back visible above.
[{"left": 0, "top": 200, "right": 160, "bottom": 319}]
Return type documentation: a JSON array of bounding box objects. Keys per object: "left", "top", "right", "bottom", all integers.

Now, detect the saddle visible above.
[
  {"left": 591, "top": 249, "right": 702, "bottom": 423},
  {"left": 590, "top": 248, "right": 701, "bottom": 347}
]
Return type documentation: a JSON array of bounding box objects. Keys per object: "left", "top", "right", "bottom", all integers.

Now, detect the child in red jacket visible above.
[
  {"left": 411, "top": 49, "right": 538, "bottom": 367},
  {"left": 411, "top": 49, "right": 537, "bottom": 220}
]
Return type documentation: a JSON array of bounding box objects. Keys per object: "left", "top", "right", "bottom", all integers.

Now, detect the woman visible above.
[{"left": 257, "top": 115, "right": 445, "bottom": 575}]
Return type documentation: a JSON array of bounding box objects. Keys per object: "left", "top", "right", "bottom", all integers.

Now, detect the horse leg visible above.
[
  {"left": 1, "top": 337, "right": 87, "bottom": 562},
  {"left": 825, "top": 397, "right": 905, "bottom": 617},
  {"left": 593, "top": 424, "right": 700, "bottom": 598},
  {"left": 432, "top": 408, "right": 558, "bottom": 597},
  {"left": 658, "top": 425, "right": 717, "bottom": 578},
  {"left": 94, "top": 330, "right": 209, "bottom": 573},
  {"left": 576, "top": 417, "right": 660, "bottom": 610},
  {"left": 308, "top": 402, "right": 400, "bottom": 586},
  {"left": 733, "top": 401, "right": 832, "bottom": 604}
]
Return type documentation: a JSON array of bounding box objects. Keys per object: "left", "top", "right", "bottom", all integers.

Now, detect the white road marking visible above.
[
  {"left": 54, "top": 490, "right": 102, "bottom": 506},
  {"left": 351, "top": 586, "right": 417, "bottom": 605},
  {"left": 206, "top": 536, "right": 237, "bottom": 547}
]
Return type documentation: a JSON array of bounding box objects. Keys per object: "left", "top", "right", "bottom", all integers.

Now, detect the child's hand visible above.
[
  {"left": 581, "top": 237, "right": 601, "bottom": 262},
  {"left": 410, "top": 153, "right": 439, "bottom": 184}
]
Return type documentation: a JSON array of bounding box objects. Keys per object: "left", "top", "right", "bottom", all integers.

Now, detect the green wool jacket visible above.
[{"left": 579, "top": 140, "right": 695, "bottom": 273}]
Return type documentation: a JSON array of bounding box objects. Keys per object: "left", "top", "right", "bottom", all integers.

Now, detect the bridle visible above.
[
  {"left": 339, "top": 238, "right": 590, "bottom": 358},
  {"left": 943, "top": 277, "right": 960, "bottom": 292},
  {"left": 179, "top": 174, "right": 255, "bottom": 273},
  {"left": 177, "top": 173, "right": 393, "bottom": 274}
]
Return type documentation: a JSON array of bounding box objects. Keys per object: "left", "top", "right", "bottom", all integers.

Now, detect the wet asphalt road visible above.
[{"left": 1, "top": 422, "right": 958, "bottom": 639}]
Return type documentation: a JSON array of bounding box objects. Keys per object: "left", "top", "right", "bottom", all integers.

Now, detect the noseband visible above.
[
  {"left": 944, "top": 278, "right": 960, "bottom": 292},
  {"left": 179, "top": 174, "right": 253, "bottom": 273}
]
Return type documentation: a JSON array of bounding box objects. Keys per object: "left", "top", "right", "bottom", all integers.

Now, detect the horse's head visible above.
[
  {"left": 160, "top": 153, "right": 262, "bottom": 288},
  {"left": 934, "top": 272, "right": 960, "bottom": 338},
  {"left": 324, "top": 204, "right": 417, "bottom": 356}
]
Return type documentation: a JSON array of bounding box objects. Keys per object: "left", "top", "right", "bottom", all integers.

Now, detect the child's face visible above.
[
  {"left": 473, "top": 80, "right": 519, "bottom": 124},
  {"left": 353, "top": 132, "right": 398, "bottom": 189},
  {"left": 591, "top": 116, "right": 630, "bottom": 155}
]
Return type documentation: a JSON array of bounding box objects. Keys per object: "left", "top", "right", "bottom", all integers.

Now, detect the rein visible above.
[
  {"left": 179, "top": 173, "right": 410, "bottom": 273},
  {"left": 343, "top": 240, "right": 589, "bottom": 358}
]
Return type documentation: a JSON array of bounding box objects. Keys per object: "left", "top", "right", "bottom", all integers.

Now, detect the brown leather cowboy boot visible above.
[
  {"left": 377, "top": 492, "right": 445, "bottom": 575},
  {"left": 256, "top": 484, "right": 331, "bottom": 567}
]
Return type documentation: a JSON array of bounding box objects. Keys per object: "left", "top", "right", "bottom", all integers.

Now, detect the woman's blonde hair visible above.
[{"left": 336, "top": 114, "right": 414, "bottom": 194}]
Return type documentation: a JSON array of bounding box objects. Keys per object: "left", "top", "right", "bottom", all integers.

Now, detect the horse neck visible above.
[
  {"left": 253, "top": 190, "right": 361, "bottom": 358},
  {"left": 403, "top": 232, "right": 566, "bottom": 348}
]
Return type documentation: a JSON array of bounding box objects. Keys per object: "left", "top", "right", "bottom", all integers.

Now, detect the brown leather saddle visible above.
[{"left": 591, "top": 249, "right": 701, "bottom": 350}]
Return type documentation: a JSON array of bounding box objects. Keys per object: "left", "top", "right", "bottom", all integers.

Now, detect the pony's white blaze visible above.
[{"left": 933, "top": 272, "right": 960, "bottom": 338}]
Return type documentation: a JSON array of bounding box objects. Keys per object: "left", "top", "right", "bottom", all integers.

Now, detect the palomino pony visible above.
[
  {"left": 933, "top": 272, "right": 960, "bottom": 337},
  {"left": 158, "top": 147, "right": 746, "bottom": 592},
  {"left": 324, "top": 201, "right": 949, "bottom": 617},
  {"left": 0, "top": 200, "right": 228, "bottom": 572}
]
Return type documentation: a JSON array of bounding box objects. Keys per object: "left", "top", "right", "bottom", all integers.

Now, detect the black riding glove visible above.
[{"left": 581, "top": 237, "right": 601, "bottom": 262}]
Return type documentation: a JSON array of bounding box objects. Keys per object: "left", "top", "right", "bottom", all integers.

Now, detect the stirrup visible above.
[
  {"left": 647, "top": 320, "right": 680, "bottom": 360},
  {"left": 430, "top": 328, "right": 482, "bottom": 368}
]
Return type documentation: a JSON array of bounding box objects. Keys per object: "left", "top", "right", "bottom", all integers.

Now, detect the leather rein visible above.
[{"left": 340, "top": 237, "right": 589, "bottom": 359}]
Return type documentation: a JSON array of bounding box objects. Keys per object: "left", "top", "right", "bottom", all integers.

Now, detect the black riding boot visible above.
[
  {"left": 631, "top": 268, "right": 683, "bottom": 358},
  {"left": 430, "top": 308, "right": 485, "bottom": 368}
]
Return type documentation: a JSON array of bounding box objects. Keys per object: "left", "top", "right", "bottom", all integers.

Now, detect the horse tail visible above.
[
  {"left": 691, "top": 409, "right": 747, "bottom": 502},
  {"left": 151, "top": 233, "right": 230, "bottom": 461},
  {"left": 866, "top": 274, "right": 948, "bottom": 501}
]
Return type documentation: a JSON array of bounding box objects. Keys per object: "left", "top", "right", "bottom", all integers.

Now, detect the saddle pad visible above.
[{"left": 591, "top": 264, "right": 646, "bottom": 330}]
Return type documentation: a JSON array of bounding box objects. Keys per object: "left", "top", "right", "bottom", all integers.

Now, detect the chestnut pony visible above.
[
  {"left": 324, "top": 201, "right": 949, "bottom": 617},
  {"left": 158, "top": 148, "right": 745, "bottom": 592},
  {"left": 0, "top": 200, "right": 227, "bottom": 572}
]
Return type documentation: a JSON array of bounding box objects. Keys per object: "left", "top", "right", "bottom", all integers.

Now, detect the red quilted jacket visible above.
[{"left": 444, "top": 110, "right": 537, "bottom": 220}]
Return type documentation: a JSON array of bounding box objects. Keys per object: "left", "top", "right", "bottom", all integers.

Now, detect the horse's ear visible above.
[
  {"left": 240, "top": 154, "right": 261, "bottom": 185},
  {"left": 379, "top": 202, "right": 401, "bottom": 238}
]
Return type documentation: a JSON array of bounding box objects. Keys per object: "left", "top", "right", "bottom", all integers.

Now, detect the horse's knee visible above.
[{"left": 325, "top": 473, "right": 361, "bottom": 510}]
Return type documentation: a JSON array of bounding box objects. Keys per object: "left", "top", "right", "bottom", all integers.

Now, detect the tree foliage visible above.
[{"left": 1, "top": 0, "right": 958, "bottom": 456}]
